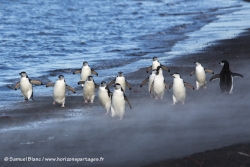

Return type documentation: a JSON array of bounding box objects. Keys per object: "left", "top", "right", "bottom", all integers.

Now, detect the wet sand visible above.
[{"left": 1, "top": 29, "right": 250, "bottom": 167}]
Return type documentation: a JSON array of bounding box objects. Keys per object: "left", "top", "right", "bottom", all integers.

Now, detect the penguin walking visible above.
[
  {"left": 98, "top": 81, "right": 112, "bottom": 115},
  {"left": 169, "top": 73, "right": 194, "bottom": 105},
  {"left": 210, "top": 60, "right": 243, "bottom": 94},
  {"left": 107, "top": 72, "right": 132, "bottom": 92},
  {"left": 111, "top": 83, "right": 132, "bottom": 120},
  {"left": 146, "top": 56, "right": 170, "bottom": 73},
  {"left": 150, "top": 66, "right": 168, "bottom": 99},
  {"left": 190, "top": 62, "right": 214, "bottom": 89},
  {"left": 73, "top": 61, "right": 98, "bottom": 86},
  {"left": 78, "top": 76, "right": 99, "bottom": 103},
  {"left": 46, "top": 75, "right": 76, "bottom": 107},
  {"left": 14, "top": 72, "right": 43, "bottom": 101},
  {"left": 140, "top": 69, "right": 156, "bottom": 97}
]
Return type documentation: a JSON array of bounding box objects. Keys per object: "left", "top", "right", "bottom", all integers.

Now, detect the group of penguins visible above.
[{"left": 14, "top": 57, "right": 243, "bottom": 120}]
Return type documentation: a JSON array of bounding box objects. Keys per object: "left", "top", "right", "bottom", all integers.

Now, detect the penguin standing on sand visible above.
[
  {"left": 150, "top": 66, "right": 168, "bottom": 99},
  {"left": 210, "top": 60, "right": 243, "bottom": 94},
  {"left": 146, "top": 56, "right": 170, "bottom": 73},
  {"left": 46, "top": 75, "right": 76, "bottom": 107},
  {"left": 111, "top": 83, "right": 132, "bottom": 120},
  {"left": 98, "top": 81, "right": 112, "bottom": 115},
  {"left": 140, "top": 69, "right": 156, "bottom": 97},
  {"left": 73, "top": 61, "right": 98, "bottom": 86},
  {"left": 78, "top": 76, "right": 99, "bottom": 103},
  {"left": 169, "top": 73, "right": 194, "bottom": 105},
  {"left": 15, "top": 72, "right": 43, "bottom": 101},
  {"left": 190, "top": 62, "right": 214, "bottom": 89},
  {"left": 107, "top": 72, "right": 132, "bottom": 92}
]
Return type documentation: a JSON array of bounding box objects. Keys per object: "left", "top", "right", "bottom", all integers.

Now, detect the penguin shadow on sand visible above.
[
  {"left": 46, "top": 75, "right": 76, "bottom": 107},
  {"left": 210, "top": 60, "right": 243, "bottom": 94},
  {"left": 15, "top": 71, "right": 43, "bottom": 101}
]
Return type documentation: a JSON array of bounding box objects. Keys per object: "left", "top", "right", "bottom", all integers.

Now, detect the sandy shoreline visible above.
[{"left": 1, "top": 27, "right": 250, "bottom": 167}]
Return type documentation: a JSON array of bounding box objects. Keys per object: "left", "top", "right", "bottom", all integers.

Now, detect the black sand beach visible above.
[{"left": 1, "top": 27, "right": 250, "bottom": 167}]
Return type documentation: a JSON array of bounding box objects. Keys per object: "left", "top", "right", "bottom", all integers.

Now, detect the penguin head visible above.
[
  {"left": 19, "top": 71, "right": 28, "bottom": 78},
  {"left": 219, "top": 60, "right": 229, "bottom": 67},
  {"left": 117, "top": 72, "right": 124, "bottom": 77},
  {"left": 58, "top": 75, "right": 64, "bottom": 80},
  {"left": 100, "top": 81, "right": 107, "bottom": 87},
  {"left": 172, "top": 73, "right": 181, "bottom": 78},
  {"left": 87, "top": 76, "right": 93, "bottom": 81},
  {"left": 194, "top": 62, "right": 201, "bottom": 66},
  {"left": 153, "top": 56, "right": 158, "bottom": 61},
  {"left": 83, "top": 61, "right": 89, "bottom": 66},
  {"left": 114, "top": 83, "right": 122, "bottom": 90},
  {"left": 156, "top": 66, "right": 162, "bottom": 75}
]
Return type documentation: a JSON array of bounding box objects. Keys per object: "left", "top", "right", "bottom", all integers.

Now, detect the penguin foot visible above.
[
  {"left": 160, "top": 97, "right": 163, "bottom": 99},
  {"left": 155, "top": 97, "right": 158, "bottom": 99},
  {"left": 229, "top": 92, "right": 233, "bottom": 94},
  {"left": 90, "top": 101, "right": 94, "bottom": 103},
  {"left": 203, "top": 86, "right": 207, "bottom": 89},
  {"left": 182, "top": 102, "right": 185, "bottom": 105},
  {"left": 61, "top": 105, "right": 65, "bottom": 107},
  {"left": 53, "top": 102, "right": 56, "bottom": 105},
  {"left": 119, "top": 117, "right": 123, "bottom": 120},
  {"left": 84, "top": 100, "right": 88, "bottom": 103},
  {"left": 172, "top": 103, "right": 176, "bottom": 105}
]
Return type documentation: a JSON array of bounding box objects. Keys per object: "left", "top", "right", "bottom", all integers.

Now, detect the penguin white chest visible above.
[
  {"left": 20, "top": 78, "right": 32, "bottom": 98},
  {"left": 81, "top": 66, "right": 91, "bottom": 81},
  {"left": 173, "top": 78, "right": 186, "bottom": 100},
  {"left": 196, "top": 66, "right": 206, "bottom": 84},
  {"left": 153, "top": 75, "right": 164, "bottom": 94},
  {"left": 83, "top": 81, "right": 95, "bottom": 100},
  {"left": 115, "top": 77, "right": 126, "bottom": 91},
  {"left": 112, "top": 90, "right": 125, "bottom": 111},
  {"left": 152, "top": 61, "right": 160, "bottom": 70},
  {"left": 53, "top": 80, "right": 66, "bottom": 101},
  {"left": 98, "top": 87, "right": 111, "bottom": 106},
  {"left": 148, "top": 74, "right": 155, "bottom": 92}
]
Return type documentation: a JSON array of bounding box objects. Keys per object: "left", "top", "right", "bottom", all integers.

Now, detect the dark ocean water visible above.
[{"left": 0, "top": 0, "right": 250, "bottom": 108}]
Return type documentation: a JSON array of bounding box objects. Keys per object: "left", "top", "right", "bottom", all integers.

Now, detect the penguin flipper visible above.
[
  {"left": 184, "top": 82, "right": 195, "bottom": 90},
  {"left": 73, "top": 69, "right": 81, "bottom": 74},
  {"left": 210, "top": 74, "right": 220, "bottom": 81},
  {"left": 46, "top": 82, "right": 55, "bottom": 87},
  {"left": 161, "top": 65, "right": 170, "bottom": 72},
  {"left": 190, "top": 71, "right": 195, "bottom": 76},
  {"left": 15, "top": 81, "right": 20, "bottom": 90},
  {"left": 146, "top": 66, "right": 152, "bottom": 73},
  {"left": 124, "top": 94, "right": 132, "bottom": 109},
  {"left": 78, "top": 81, "right": 85, "bottom": 85},
  {"left": 150, "top": 81, "right": 154, "bottom": 93},
  {"left": 91, "top": 69, "right": 98, "bottom": 76},
  {"left": 105, "top": 86, "right": 112, "bottom": 98},
  {"left": 95, "top": 83, "right": 99, "bottom": 88},
  {"left": 232, "top": 72, "right": 243, "bottom": 78},
  {"left": 125, "top": 80, "right": 132, "bottom": 90},
  {"left": 30, "top": 80, "right": 43, "bottom": 85},
  {"left": 169, "top": 83, "right": 173, "bottom": 89},
  {"left": 66, "top": 85, "right": 76, "bottom": 93},
  {"left": 164, "top": 80, "right": 168, "bottom": 90},
  {"left": 107, "top": 79, "right": 116, "bottom": 87},
  {"left": 205, "top": 69, "right": 214, "bottom": 74},
  {"left": 140, "top": 77, "right": 149, "bottom": 87}
]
